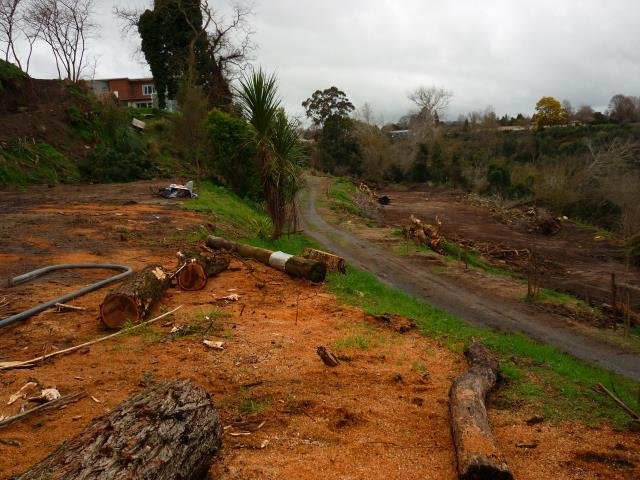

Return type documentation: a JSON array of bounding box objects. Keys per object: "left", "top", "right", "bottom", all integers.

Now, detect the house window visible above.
[{"left": 142, "top": 84, "right": 156, "bottom": 96}]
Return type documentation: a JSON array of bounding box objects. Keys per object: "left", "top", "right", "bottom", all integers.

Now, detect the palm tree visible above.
[{"left": 237, "top": 69, "right": 304, "bottom": 239}]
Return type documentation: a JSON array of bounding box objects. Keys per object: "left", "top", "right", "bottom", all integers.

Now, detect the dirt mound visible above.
[{"left": 0, "top": 77, "right": 94, "bottom": 157}]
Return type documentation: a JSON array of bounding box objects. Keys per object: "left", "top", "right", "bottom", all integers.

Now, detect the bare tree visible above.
[
  {"left": 0, "top": 0, "right": 22, "bottom": 66},
  {"left": 408, "top": 85, "right": 453, "bottom": 122},
  {"left": 25, "top": 0, "right": 98, "bottom": 81}
]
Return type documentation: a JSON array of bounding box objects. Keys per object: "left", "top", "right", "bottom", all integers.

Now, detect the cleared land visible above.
[{"left": 0, "top": 181, "right": 639, "bottom": 479}]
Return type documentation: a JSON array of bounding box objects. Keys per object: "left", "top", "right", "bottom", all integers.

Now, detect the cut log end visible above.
[
  {"left": 177, "top": 262, "right": 208, "bottom": 291},
  {"left": 100, "top": 294, "right": 140, "bottom": 329}
]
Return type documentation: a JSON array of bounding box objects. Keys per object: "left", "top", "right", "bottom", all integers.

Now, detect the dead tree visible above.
[
  {"left": 24, "top": 0, "right": 98, "bottom": 81},
  {"left": 18, "top": 380, "right": 222, "bottom": 480},
  {"left": 176, "top": 250, "right": 230, "bottom": 291},
  {"left": 449, "top": 341, "right": 513, "bottom": 480},
  {"left": 100, "top": 265, "right": 171, "bottom": 329}
]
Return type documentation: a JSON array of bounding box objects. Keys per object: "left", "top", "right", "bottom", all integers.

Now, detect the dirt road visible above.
[{"left": 300, "top": 176, "right": 640, "bottom": 381}]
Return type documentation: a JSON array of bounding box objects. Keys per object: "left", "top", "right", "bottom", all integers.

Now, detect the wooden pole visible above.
[{"left": 205, "top": 235, "right": 326, "bottom": 282}]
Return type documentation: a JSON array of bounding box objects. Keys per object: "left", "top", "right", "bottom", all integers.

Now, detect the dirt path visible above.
[{"left": 300, "top": 176, "right": 640, "bottom": 381}]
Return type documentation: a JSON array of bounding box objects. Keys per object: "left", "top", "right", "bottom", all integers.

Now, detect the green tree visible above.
[
  {"left": 302, "top": 86, "right": 355, "bottom": 127},
  {"left": 238, "top": 69, "right": 304, "bottom": 239},
  {"left": 533, "top": 96, "right": 569, "bottom": 130},
  {"left": 136, "top": 0, "right": 248, "bottom": 109},
  {"left": 204, "top": 109, "right": 261, "bottom": 200},
  {"left": 318, "top": 115, "right": 361, "bottom": 175},
  {"left": 409, "top": 143, "right": 429, "bottom": 182}
]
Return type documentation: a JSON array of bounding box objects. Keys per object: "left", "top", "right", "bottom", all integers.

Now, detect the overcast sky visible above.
[{"left": 24, "top": 0, "right": 640, "bottom": 123}]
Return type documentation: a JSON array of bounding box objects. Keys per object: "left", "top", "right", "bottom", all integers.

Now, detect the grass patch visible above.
[
  {"left": 184, "top": 181, "right": 272, "bottom": 238},
  {"left": 238, "top": 397, "right": 271, "bottom": 415},
  {"left": 327, "top": 177, "right": 363, "bottom": 216},
  {"left": 443, "top": 242, "right": 512, "bottom": 276},
  {"left": 327, "top": 266, "right": 640, "bottom": 428},
  {"left": 525, "top": 288, "right": 595, "bottom": 312}
]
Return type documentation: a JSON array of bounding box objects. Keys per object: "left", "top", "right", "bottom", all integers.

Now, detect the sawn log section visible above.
[
  {"left": 18, "top": 380, "right": 222, "bottom": 480},
  {"left": 206, "top": 235, "right": 326, "bottom": 282},
  {"left": 449, "top": 341, "right": 513, "bottom": 480},
  {"left": 100, "top": 264, "right": 171, "bottom": 329}
]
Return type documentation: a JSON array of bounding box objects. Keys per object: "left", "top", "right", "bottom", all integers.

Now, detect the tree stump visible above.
[
  {"left": 18, "top": 380, "right": 222, "bottom": 480},
  {"left": 449, "top": 342, "right": 513, "bottom": 480},
  {"left": 100, "top": 265, "right": 171, "bottom": 329},
  {"left": 176, "top": 251, "right": 230, "bottom": 291}
]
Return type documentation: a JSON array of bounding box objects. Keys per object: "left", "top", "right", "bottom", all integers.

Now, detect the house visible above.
[{"left": 90, "top": 78, "right": 178, "bottom": 111}]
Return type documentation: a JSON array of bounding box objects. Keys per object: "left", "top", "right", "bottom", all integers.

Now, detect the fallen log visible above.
[
  {"left": 206, "top": 235, "right": 326, "bottom": 282},
  {"left": 176, "top": 250, "right": 230, "bottom": 291},
  {"left": 301, "top": 247, "right": 346, "bottom": 274},
  {"left": 100, "top": 265, "right": 171, "bottom": 329},
  {"left": 18, "top": 380, "right": 222, "bottom": 480},
  {"left": 449, "top": 341, "right": 513, "bottom": 480}
]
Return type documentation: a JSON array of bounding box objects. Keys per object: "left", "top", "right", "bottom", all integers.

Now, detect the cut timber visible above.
[
  {"left": 301, "top": 247, "right": 346, "bottom": 274},
  {"left": 18, "top": 380, "right": 222, "bottom": 480},
  {"left": 206, "top": 235, "right": 326, "bottom": 282},
  {"left": 449, "top": 342, "right": 513, "bottom": 480},
  {"left": 100, "top": 265, "right": 171, "bottom": 329},
  {"left": 316, "top": 346, "right": 340, "bottom": 367},
  {"left": 176, "top": 251, "right": 230, "bottom": 291}
]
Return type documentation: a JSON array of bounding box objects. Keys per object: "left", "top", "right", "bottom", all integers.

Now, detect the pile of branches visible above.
[{"left": 404, "top": 214, "right": 445, "bottom": 254}]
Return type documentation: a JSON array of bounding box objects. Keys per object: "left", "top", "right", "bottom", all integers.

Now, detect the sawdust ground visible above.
[{"left": 0, "top": 181, "right": 638, "bottom": 479}]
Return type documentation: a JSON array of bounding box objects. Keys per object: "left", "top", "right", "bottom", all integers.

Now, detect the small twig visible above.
[
  {"left": 0, "top": 438, "right": 21, "bottom": 447},
  {"left": 54, "top": 303, "right": 87, "bottom": 312},
  {"left": 597, "top": 383, "right": 640, "bottom": 421},
  {"left": 0, "top": 392, "right": 86, "bottom": 429},
  {"left": 0, "top": 306, "right": 183, "bottom": 371}
]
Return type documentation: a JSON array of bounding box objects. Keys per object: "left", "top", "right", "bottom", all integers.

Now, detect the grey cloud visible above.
[{"left": 24, "top": 0, "right": 640, "bottom": 122}]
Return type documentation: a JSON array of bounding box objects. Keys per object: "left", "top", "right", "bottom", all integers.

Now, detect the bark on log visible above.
[
  {"left": 176, "top": 251, "right": 230, "bottom": 291},
  {"left": 301, "top": 248, "right": 346, "bottom": 274},
  {"left": 449, "top": 342, "right": 513, "bottom": 480},
  {"left": 206, "top": 235, "right": 326, "bottom": 282},
  {"left": 18, "top": 380, "right": 222, "bottom": 480},
  {"left": 100, "top": 265, "right": 171, "bottom": 329}
]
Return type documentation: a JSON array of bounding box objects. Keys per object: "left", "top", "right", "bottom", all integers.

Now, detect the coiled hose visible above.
[{"left": 0, "top": 264, "right": 133, "bottom": 329}]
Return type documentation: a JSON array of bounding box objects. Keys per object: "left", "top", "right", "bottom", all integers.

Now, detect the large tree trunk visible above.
[
  {"left": 301, "top": 247, "right": 346, "bottom": 274},
  {"left": 176, "top": 250, "right": 230, "bottom": 291},
  {"left": 449, "top": 342, "right": 513, "bottom": 480},
  {"left": 206, "top": 235, "right": 326, "bottom": 282},
  {"left": 18, "top": 380, "right": 222, "bottom": 480},
  {"left": 100, "top": 265, "right": 171, "bottom": 329}
]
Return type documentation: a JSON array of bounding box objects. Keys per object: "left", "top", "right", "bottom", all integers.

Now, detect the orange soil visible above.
[{"left": 0, "top": 181, "right": 638, "bottom": 479}]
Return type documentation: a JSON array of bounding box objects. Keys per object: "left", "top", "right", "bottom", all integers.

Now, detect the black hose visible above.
[{"left": 1, "top": 264, "right": 133, "bottom": 329}]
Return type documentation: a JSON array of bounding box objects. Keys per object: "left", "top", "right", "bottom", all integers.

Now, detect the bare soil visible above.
[
  {"left": 379, "top": 186, "right": 640, "bottom": 311},
  {"left": 0, "top": 180, "right": 639, "bottom": 479}
]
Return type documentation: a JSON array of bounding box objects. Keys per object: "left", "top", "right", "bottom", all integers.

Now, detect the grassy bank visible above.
[{"left": 185, "top": 181, "right": 640, "bottom": 429}]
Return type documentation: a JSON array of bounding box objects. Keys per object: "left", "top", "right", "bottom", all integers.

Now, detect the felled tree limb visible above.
[
  {"left": 0, "top": 392, "right": 86, "bottom": 430},
  {"left": 18, "top": 380, "right": 222, "bottom": 480},
  {"left": 100, "top": 265, "right": 171, "bottom": 329},
  {"left": 206, "top": 236, "right": 326, "bottom": 282},
  {"left": 449, "top": 341, "right": 513, "bottom": 480},
  {"left": 176, "top": 251, "right": 230, "bottom": 291}
]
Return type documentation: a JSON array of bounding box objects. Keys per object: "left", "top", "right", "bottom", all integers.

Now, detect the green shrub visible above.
[
  {"left": 563, "top": 199, "right": 621, "bottom": 230},
  {"left": 79, "top": 103, "right": 154, "bottom": 182},
  {"left": 486, "top": 164, "right": 511, "bottom": 195},
  {"left": 0, "top": 59, "right": 27, "bottom": 92},
  {"left": 203, "top": 109, "right": 261, "bottom": 200}
]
